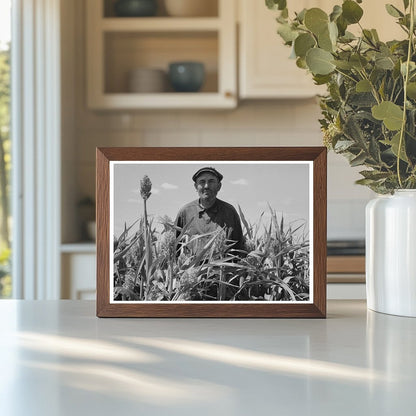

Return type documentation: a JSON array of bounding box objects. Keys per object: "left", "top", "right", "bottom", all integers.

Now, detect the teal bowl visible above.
[
  {"left": 168, "top": 62, "right": 205, "bottom": 92},
  {"left": 114, "top": 0, "right": 157, "bottom": 17}
]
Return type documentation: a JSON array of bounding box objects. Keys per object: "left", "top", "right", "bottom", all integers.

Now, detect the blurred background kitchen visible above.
[{"left": 2, "top": 0, "right": 403, "bottom": 300}]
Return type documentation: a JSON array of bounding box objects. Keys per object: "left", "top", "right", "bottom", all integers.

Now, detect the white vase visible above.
[{"left": 366, "top": 189, "right": 416, "bottom": 317}]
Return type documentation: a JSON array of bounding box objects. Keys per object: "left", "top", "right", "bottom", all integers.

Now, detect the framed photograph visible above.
[{"left": 96, "top": 147, "right": 327, "bottom": 318}]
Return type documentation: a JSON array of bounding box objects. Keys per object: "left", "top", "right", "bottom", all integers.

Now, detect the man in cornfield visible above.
[{"left": 175, "top": 167, "right": 244, "bottom": 257}]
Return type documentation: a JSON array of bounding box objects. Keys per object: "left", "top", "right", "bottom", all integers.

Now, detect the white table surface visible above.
[{"left": 0, "top": 300, "right": 415, "bottom": 416}]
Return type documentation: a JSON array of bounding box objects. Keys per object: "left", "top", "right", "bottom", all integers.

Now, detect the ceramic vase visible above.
[{"left": 366, "top": 189, "right": 416, "bottom": 317}]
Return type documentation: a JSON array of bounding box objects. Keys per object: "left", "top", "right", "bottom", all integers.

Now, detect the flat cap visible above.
[{"left": 192, "top": 167, "right": 223, "bottom": 182}]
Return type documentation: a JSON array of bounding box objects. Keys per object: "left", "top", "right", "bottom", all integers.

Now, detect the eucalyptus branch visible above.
[
  {"left": 397, "top": 0, "right": 415, "bottom": 188},
  {"left": 390, "top": 79, "right": 398, "bottom": 102},
  {"left": 334, "top": 68, "right": 359, "bottom": 84},
  {"left": 358, "top": 69, "right": 381, "bottom": 104}
]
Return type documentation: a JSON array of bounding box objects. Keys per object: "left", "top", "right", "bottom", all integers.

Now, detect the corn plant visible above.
[{"left": 113, "top": 177, "right": 310, "bottom": 301}]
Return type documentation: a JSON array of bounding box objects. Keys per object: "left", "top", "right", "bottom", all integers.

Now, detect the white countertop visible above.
[{"left": 0, "top": 300, "right": 415, "bottom": 415}]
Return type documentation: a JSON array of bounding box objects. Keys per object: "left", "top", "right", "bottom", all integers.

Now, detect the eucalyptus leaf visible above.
[
  {"left": 350, "top": 54, "right": 368, "bottom": 70},
  {"left": 328, "top": 21, "right": 338, "bottom": 45},
  {"left": 304, "top": 8, "right": 328, "bottom": 35},
  {"left": 408, "top": 109, "right": 416, "bottom": 138},
  {"left": 371, "top": 29, "right": 380, "bottom": 42},
  {"left": 385, "top": 4, "right": 404, "bottom": 17},
  {"left": 399, "top": 14, "right": 411, "bottom": 29},
  {"left": 342, "top": 0, "right": 363, "bottom": 24},
  {"left": 387, "top": 132, "right": 409, "bottom": 162},
  {"left": 360, "top": 170, "right": 391, "bottom": 180},
  {"left": 266, "top": 0, "right": 287, "bottom": 11},
  {"left": 375, "top": 55, "right": 395, "bottom": 70},
  {"left": 343, "top": 115, "right": 366, "bottom": 147},
  {"left": 276, "top": 14, "right": 288, "bottom": 24},
  {"left": 356, "top": 79, "right": 372, "bottom": 92},
  {"left": 372, "top": 101, "right": 404, "bottom": 131},
  {"left": 333, "top": 60, "right": 352, "bottom": 70},
  {"left": 334, "top": 139, "right": 355, "bottom": 151},
  {"left": 401, "top": 61, "right": 416, "bottom": 76},
  {"left": 296, "top": 57, "right": 308, "bottom": 69},
  {"left": 277, "top": 23, "right": 298, "bottom": 43},
  {"left": 313, "top": 74, "right": 332, "bottom": 85},
  {"left": 350, "top": 152, "right": 368, "bottom": 166},
  {"left": 363, "top": 29, "right": 376, "bottom": 46},
  {"left": 330, "top": 5, "right": 342, "bottom": 22},
  {"left": 296, "top": 8, "right": 307, "bottom": 23},
  {"left": 294, "top": 33, "right": 316, "bottom": 58},
  {"left": 370, "top": 67, "right": 387, "bottom": 85},
  {"left": 407, "top": 82, "right": 416, "bottom": 99},
  {"left": 318, "top": 27, "right": 334, "bottom": 52},
  {"left": 369, "top": 136, "right": 382, "bottom": 164},
  {"left": 355, "top": 178, "right": 377, "bottom": 186},
  {"left": 380, "top": 44, "right": 393, "bottom": 55},
  {"left": 378, "top": 78, "right": 386, "bottom": 100},
  {"left": 306, "top": 48, "right": 335, "bottom": 75},
  {"left": 339, "top": 31, "right": 356, "bottom": 43},
  {"left": 336, "top": 15, "right": 348, "bottom": 36}
]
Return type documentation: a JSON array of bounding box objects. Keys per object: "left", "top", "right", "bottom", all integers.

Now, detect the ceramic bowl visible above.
[
  {"left": 128, "top": 68, "right": 167, "bottom": 93},
  {"left": 114, "top": 0, "right": 158, "bottom": 17},
  {"left": 168, "top": 62, "right": 205, "bottom": 92}
]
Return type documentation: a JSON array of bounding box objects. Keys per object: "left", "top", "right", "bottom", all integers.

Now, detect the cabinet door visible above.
[
  {"left": 61, "top": 253, "right": 96, "bottom": 300},
  {"left": 239, "top": 0, "right": 404, "bottom": 99},
  {"left": 239, "top": 0, "right": 326, "bottom": 99}
]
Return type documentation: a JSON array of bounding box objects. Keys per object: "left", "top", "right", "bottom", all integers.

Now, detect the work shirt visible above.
[{"left": 175, "top": 198, "right": 244, "bottom": 255}]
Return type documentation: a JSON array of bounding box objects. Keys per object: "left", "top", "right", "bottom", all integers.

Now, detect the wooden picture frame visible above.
[{"left": 96, "top": 147, "right": 327, "bottom": 318}]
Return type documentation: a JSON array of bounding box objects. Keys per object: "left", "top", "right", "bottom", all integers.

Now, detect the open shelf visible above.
[
  {"left": 103, "top": 0, "right": 219, "bottom": 18},
  {"left": 104, "top": 31, "right": 218, "bottom": 94},
  {"left": 86, "top": 0, "right": 236, "bottom": 109},
  {"left": 101, "top": 17, "right": 221, "bottom": 31}
]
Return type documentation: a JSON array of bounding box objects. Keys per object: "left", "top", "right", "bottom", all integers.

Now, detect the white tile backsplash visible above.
[
  {"left": 74, "top": 100, "right": 370, "bottom": 240},
  {"left": 328, "top": 199, "right": 368, "bottom": 240}
]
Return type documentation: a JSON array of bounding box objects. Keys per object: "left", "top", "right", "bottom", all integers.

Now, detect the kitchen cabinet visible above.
[
  {"left": 238, "top": 0, "right": 326, "bottom": 99},
  {"left": 86, "top": 0, "right": 237, "bottom": 109},
  {"left": 238, "top": 0, "right": 404, "bottom": 99},
  {"left": 326, "top": 256, "right": 366, "bottom": 300},
  {"left": 61, "top": 244, "right": 96, "bottom": 300}
]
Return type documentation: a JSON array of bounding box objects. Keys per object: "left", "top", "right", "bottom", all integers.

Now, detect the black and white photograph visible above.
[{"left": 110, "top": 161, "right": 313, "bottom": 303}]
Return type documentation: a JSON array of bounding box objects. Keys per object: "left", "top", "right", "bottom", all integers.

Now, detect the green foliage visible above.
[
  {"left": 0, "top": 247, "right": 11, "bottom": 298},
  {"left": 0, "top": 45, "right": 11, "bottom": 256},
  {"left": 0, "top": 47, "right": 10, "bottom": 128},
  {"left": 113, "top": 208, "right": 310, "bottom": 302},
  {"left": 266, "top": 0, "right": 416, "bottom": 193}
]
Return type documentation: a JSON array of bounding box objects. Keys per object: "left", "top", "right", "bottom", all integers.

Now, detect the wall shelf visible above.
[{"left": 86, "top": 0, "right": 236, "bottom": 109}]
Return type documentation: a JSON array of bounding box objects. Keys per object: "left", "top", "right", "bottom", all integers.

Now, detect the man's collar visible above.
[{"left": 197, "top": 199, "right": 218, "bottom": 213}]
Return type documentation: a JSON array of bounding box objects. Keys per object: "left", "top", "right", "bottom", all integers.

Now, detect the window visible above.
[{"left": 0, "top": 0, "right": 11, "bottom": 298}]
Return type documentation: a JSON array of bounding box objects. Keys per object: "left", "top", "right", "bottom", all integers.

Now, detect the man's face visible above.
[{"left": 194, "top": 172, "right": 222, "bottom": 203}]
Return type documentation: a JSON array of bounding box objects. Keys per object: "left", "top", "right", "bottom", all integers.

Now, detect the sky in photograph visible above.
[{"left": 112, "top": 162, "right": 311, "bottom": 238}]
